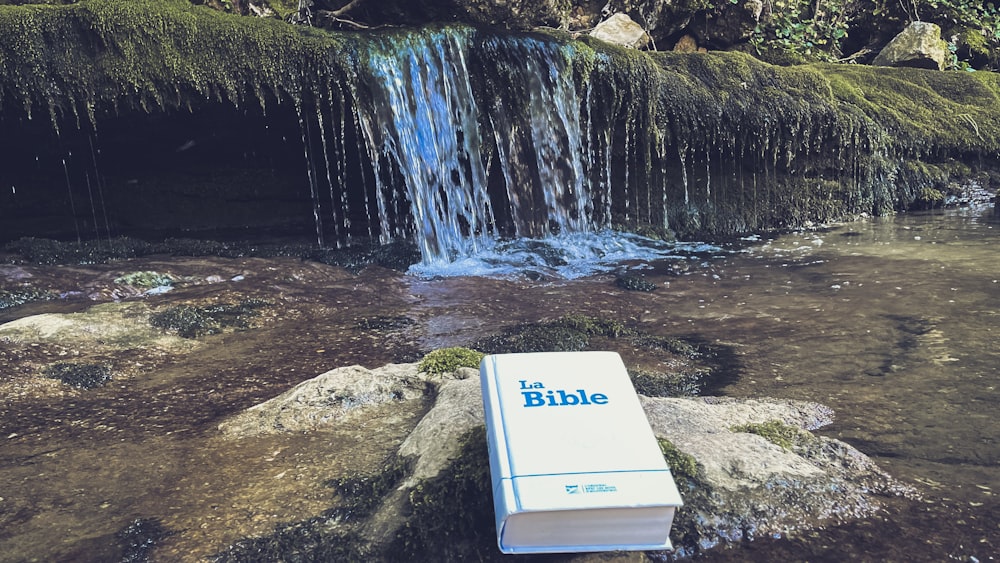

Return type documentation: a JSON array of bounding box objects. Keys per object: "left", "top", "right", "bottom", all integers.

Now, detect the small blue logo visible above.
[{"left": 565, "top": 485, "right": 580, "bottom": 494}]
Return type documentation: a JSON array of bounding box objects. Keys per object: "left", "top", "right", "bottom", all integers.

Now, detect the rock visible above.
[
  {"left": 601, "top": 0, "right": 697, "bottom": 46},
  {"left": 397, "top": 368, "right": 483, "bottom": 485},
  {"left": 0, "top": 302, "right": 194, "bottom": 351},
  {"left": 219, "top": 365, "right": 914, "bottom": 555},
  {"left": 395, "top": 376, "right": 913, "bottom": 554},
  {"left": 590, "top": 13, "right": 651, "bottom": 49},
  {"left": 873, "top": 21, "right": 949, "bottom": 70},
  {"left": 641, "top": 395, "right": 914, "bottom": 553},
  {"left": 218, "top": 363, "right": 431, "bottom": 437}
]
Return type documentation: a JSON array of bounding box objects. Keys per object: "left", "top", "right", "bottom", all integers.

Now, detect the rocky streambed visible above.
[{"left": 2, "top": 208, "right": 999, "bottom": 561}]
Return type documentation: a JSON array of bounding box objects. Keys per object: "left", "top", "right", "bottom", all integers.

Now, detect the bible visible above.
[{"left": 480, "top": 351, "right": 683, "bottom": 554}]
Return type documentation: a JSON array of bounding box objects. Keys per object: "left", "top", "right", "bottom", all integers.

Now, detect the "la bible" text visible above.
[{"left": 519, "top": 380, "right": 608, "bottom": 407}]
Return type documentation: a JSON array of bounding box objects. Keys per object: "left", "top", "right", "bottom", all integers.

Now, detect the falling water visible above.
[{"left": 356, "top": 28, "right": 495, "bottom": 264}]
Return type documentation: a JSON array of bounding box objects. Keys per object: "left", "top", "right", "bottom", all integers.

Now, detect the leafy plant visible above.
[{"left": 752, "top": 0, "right": 851, "bottom": 62}]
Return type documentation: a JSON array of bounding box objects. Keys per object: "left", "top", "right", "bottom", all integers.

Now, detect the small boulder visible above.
[
  {"left": 873, "top": 21, "right": 949, "bottom": 70},
  {"left": 590, "top": 13, "right": 651, "bottom": 49},
  {"left": 218, "top": 363, "right": 429, "bottom": 437}
]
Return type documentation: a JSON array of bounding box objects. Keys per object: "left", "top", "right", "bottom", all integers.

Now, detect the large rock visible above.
[
  {"left": 590, "top": 13, "right": 651, "bottom": 49},
  {"left": 219, "top": 363, "right": 430, "bottom": 437},
  {"left": 221, "top": 365, "right": 915, "bottom": 555},
  {"left": 873, "top": 21, "right": 949, "bottom": 70},
  {"left": 391, "top": 375, "right": 914, "bottom": 554}
]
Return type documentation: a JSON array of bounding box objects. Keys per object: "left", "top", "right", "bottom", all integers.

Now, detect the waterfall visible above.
[
  {"left": 356, "top": 28, "right": 495, "bottom": 265},
  {"left": 351, "top": 28, "right": 598, "bottom": 265}
]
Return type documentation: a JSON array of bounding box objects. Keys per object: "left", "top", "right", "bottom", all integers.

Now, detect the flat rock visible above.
[{"left": 218, "top": 362, "right": 430, "bottom": 437}]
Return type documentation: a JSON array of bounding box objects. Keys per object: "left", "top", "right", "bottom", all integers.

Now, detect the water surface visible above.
[{"left": 1, "top": 207, "right": 997, "bottom": 561}]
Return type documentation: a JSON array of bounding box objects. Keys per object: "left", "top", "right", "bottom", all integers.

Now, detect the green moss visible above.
[
  {"left": 417, "top": 347, "right": 484, "bottom": 376},
  {"left": 731, "top": 419, "right": 811, "bottom": 451},
  {"left": 658, "top": 438, "right": 699, "bottom": 482},
  {"left": 0, "top": 0, "right": 347, "bottom": 124}
]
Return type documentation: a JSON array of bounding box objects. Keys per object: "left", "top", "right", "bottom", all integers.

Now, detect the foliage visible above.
[
  {"left": 751, "top": 0, "right": 851, "bottom": 62},
  {"left": 417, "top": 347, "right": 484, "bottom": 375},
  {"left": 751, "top": 0, "right": 1000, "bottom": 68}
]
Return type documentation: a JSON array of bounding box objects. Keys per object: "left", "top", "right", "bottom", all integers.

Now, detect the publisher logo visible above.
[{"left": 564, "top": 483, "right": 617, "bottom": 494}]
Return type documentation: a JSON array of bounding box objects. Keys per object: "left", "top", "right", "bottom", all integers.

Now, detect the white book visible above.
[{"left": 479, "top": 351, "right": 683, "bottom": 554}]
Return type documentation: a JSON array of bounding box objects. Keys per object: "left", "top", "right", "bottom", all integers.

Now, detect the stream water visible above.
[{"left": 1, "top": 205, "right": 998, "bottom": 562}]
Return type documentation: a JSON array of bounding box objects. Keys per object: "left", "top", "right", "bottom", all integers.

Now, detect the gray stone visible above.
[
  {"left": 590, "top": 13, "right": 651, "bottom": 49},
  {"left": 873, "top": 21, "right": 949, "bottom": 70},
  {"left": 218, "top": 363, "right": 430, "bottom": 437},
  {"left": 220, "top": 365, "right": 915, "bottom": 554}
]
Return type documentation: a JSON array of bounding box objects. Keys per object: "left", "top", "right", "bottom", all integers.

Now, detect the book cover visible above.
[{"left": 480, "top": 351, "right": 683, "bottom": 554}]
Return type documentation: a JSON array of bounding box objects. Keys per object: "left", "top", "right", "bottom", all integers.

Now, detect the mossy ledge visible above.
[{"left": 2, "top": 0, "right": 999, "bottom": 244}]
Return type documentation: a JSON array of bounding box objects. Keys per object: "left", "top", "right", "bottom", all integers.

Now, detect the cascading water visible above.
[{"left": 356, "top": 28, "right": 495, "bottom": 265}]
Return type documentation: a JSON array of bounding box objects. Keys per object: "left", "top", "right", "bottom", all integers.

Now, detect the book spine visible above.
[{"left": 480, "top": 355, "right": 517, "bottom": 539}]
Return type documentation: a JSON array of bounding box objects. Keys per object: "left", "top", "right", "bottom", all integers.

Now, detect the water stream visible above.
[{"left": 1, "top": 206, "right": 997, "bottom": 561}]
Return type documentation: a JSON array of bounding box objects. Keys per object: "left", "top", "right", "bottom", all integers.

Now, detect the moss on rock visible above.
[
  {"left": 417, "top": 347, "right": 484, "bottom": 376},
  {"left": 731, "top": 419, "right": 815, "bottom": 451}
]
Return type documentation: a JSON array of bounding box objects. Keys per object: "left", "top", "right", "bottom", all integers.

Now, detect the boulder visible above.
[
  {"left": 590, "top": 13, "right": 651, "bottom": 49},
  {"left": 221, "top": 365, "right": 915, "bottom": 555},
  {"left": 218, "top": 363, "right": 430, "bottom": 437},
  {"left": 873, "top": 21, "right": 949, "bottom": 70}
]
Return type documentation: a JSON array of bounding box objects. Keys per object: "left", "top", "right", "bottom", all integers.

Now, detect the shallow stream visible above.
[{"left": 1, "top": 205, "right": 998, "bottom": 561}]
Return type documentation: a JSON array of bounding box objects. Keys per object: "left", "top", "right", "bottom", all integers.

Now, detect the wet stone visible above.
[{"left": 615, "top": 274, "right": 658, "bottom": 292}]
